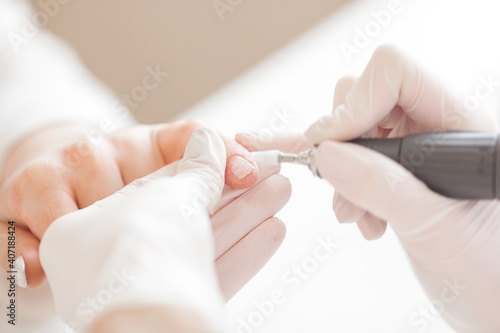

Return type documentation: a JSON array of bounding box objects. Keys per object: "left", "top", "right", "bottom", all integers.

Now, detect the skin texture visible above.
[{"left": 0, "top": 120, "right": 288, "bottom": 295}]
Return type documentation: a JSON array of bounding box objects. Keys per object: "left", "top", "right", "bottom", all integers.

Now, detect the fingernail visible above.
[
  {"left": 229, "top": 155, "right": 256, "bottom": 180},
  {"left": 235, "top": 131, "right": 260, "bottom": 149},
  {"left": 14, "top": 256, "right": 27, "bottom": 288},
  {"left": 332, "top": 194, "right": 343, "bottom": 212}
]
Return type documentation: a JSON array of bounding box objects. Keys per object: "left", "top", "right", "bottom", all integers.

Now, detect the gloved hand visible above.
[
  {"left": 0, "top": 119, "right": 289, "bottom": 299},
  {"left": 238, "top": 45, "right": 500, "bottom": 332},
  {"left": 304, "top": 45, "right": 500, "bottom": 332},
  {"left": 40, "top": 127, "right": 227, "bottom": 333}
]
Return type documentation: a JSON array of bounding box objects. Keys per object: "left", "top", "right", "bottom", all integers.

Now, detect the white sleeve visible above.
[{"left": 0, "top": 0, "right": 135, "bottom": 172}]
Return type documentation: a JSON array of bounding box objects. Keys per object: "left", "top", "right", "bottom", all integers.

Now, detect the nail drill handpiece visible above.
[{"left": 245, "top": 131, "right": 500, "bottom": 200}]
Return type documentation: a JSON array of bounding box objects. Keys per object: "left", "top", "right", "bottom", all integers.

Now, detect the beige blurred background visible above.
[{"left": 30, "top": 0, "right": 351, "bottom": 124}]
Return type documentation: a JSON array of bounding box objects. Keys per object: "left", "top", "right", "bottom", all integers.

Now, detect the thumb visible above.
[
  {"left": 316, "top": 140, "right": 453, "bottom": 236},
  {"left": 174, "top": 127, "right": 226, "bottom": 212}
]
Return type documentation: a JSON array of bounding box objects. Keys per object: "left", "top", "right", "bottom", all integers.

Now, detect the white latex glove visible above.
[
  {"left": 39, "top": 127, "right": 226, "bottom": 333},
  {"left": 304, "top": 45, "right": 500, "bottom": 332}
]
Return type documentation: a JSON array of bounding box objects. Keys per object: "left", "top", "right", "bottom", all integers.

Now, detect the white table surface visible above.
[{"left": 180, "top": 0, "right": 500, "bottom": 332}]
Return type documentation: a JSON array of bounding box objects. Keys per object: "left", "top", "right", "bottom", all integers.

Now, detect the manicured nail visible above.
[
  {"left": 14, "top": 256, "right": 27, "bottom": 288},
  {"left": 229, "top": 155, "right": 256, "bottom": 180}
]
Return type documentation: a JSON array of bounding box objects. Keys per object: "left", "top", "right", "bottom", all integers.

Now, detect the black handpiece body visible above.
[{"left": 350, "top": 131, "right": 500, "bottom": 199}]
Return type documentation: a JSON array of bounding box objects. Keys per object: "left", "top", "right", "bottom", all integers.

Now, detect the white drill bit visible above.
[{"left": 245, "top": 147, "right": 319, "bottom": 177}]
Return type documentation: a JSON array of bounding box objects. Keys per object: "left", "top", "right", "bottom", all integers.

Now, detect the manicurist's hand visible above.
[{"left": 304, "top": 45, "right": 500, "bottom": 332}]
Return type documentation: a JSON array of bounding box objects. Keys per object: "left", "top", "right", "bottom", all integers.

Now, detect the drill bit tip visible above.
[{"left": 244, "top": 150, "right": 281, "bottom": 165}]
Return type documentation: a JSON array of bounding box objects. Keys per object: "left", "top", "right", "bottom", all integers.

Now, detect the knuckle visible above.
[
  {"left": 372, "top": 44, "right": 401, "bottom": 60},
  {"left": 61, "top": 140, "right": 96, "bottom": 168},
  {"left": 371, "top": 44, "right": 405, "bottom": 70},
  {"left": 335, "top": 75, "right": 357, "bottom": 93},
  {"left": 15, "top": 160, "right": 56, "bottom": 187},
  {"left": 178, "top": 119, "right": 205, "bottom": 134},
  {"left": 9, "top": 160, "right": 59, "bottom": 218},
  {"left": 60, "top": 139, "right": 111, "bottom": 174}
]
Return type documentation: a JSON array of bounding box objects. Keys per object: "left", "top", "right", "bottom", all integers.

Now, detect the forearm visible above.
[{"left": 0, "top": 1, "right": 134, "bottom": 177}]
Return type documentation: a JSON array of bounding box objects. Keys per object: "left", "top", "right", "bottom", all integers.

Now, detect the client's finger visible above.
[
  {"left": 64, "top": 141, "right": 126, "bottom": 209},
  {"left": 0, "top": 225, "right": 45, "bottom": 288},
  {"left": 215, "top": 217, "right": 286, "bottom": 300},
  {"left": 0, "top": 162, "right": 78, "bottom": 240},
  {"left": 154, "top": 120, "right": 259, "bottom": 189},
  {"left": 236, "top": 130, "right": 312, "bottom": 153},
  {"left": 219, "top": 134, "right": 259, "bottom": 190},
  {"left": 116, "top": 120, "right": 259, "bottom": 190}
]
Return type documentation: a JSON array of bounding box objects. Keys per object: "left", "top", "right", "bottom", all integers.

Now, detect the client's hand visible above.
[
  {"left": 0, "top": 120, "right": 289, "bottom": 298},
  {"left": 41, "top": 127, "right": 229, "bottom": 333}
]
